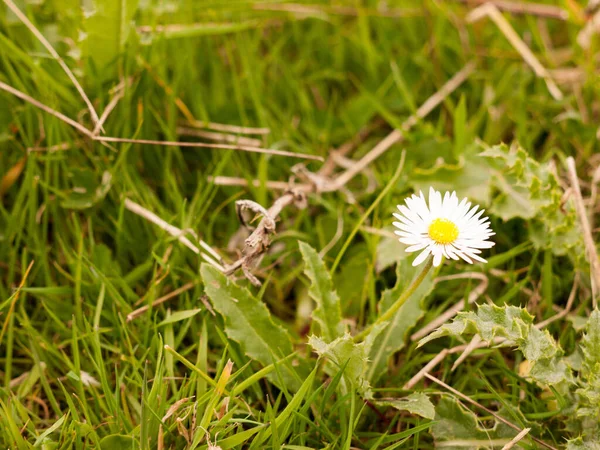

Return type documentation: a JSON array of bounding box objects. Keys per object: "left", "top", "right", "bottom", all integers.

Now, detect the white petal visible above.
[
  {"left": 412, "top": 247, "right": 432, "bottom": 266},
  {"left": 433, "top": 246, "right": 444, "bottom": 267}
]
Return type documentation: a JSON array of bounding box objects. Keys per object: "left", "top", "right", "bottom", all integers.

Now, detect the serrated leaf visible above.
[
  {"left": 432, "top": 396, "right": 515, "bottom": 450},
  {"left": 376, "top": 392, "right": 435, "bottom": 420},
  {"left": 581, "top": 310, "right": 600, "bottom": 373},
  {"left": 201, "top": 264, "right": 299, "bottom": 390},
  {"left": 566, "top": 437, "right": 600, "bottom": 450},
  {"left": 367, "top": 260, "right": 432, "bottom": 382},
  {"left": 419, "top": 304, "right": 571, "bottom": 385},
  {"left": 299, "top": 242, "right": 344, "bottom": 342},
  {"left": 412, "top": 141, "right": 582, "bottom": 256},
  {"left": 573, "top": 309, "right": 600, "bottom": 430},
  {"left": 309, "top": 328, "right": 384, "bottom": 399}
]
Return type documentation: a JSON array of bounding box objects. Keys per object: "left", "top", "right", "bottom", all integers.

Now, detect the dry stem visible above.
[
  {"left": 467, "top": 4, "right": 563, "bottom": 100},
  {"left": 2, "top": 0, "right": 100, "bottom": 126},
  {"left": 566, "top": 157, "right": 600, "bottom": 307},
  {"left": 425, "top": 373, "right": 557, "bottom": 450}
]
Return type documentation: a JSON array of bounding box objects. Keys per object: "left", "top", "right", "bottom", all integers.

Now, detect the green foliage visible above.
[
  {"left": 431, "top": 396, "right": 516, "bottom": 450},
  {"left": 201, "top": 264, "right": 300, "bottom": 390},
  {"left": 81, "top": 0, "right": 139, "bottom": 78},
  {"left": 367, "top": 259, "right": 433, "bottom": 382},
  {"left": 480, "top": 143, "right": 582, "bottom": 255},
  {"left": 299, "top": 242, "right": 344, "bottom": 342},
  {"left": 376, "top": 392, "right": 435, "bottom": 420},
  {"left": 570, "top": 310, "right": 600, "bottom": 443},
  {"left": 412, "top": 142, "right": 583, "bottom": 255},
  {"left": 309, "top": 328, "right": 384, "bottom": 399},
  {"left": 99, "top": 435, "right": 140, "bottom": 450},
  {"left": 419, "top": 304, "right": 572, "bottom": 385},
  {"left": 60, "top": 169, "right": 112, "bottom": 210}
]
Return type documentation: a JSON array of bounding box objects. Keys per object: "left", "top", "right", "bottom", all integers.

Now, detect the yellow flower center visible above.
[{"left": 428, "top": 218, "right": 459, "bottom": 245}]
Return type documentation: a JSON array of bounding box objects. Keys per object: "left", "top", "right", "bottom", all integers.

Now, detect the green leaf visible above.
[
  {"left": 410, "top": 143, "right": 493, "bottom": 205},
  {"left": 573, "top": 310, "right": 600, "bottom": 431},
  {"left": 157, "top": 309, "right": 202, "bottom": 326},
  {"left": 367, "top": 260, "right": 433, "bottom": 382},
  {"left": 419, "top": 304, "right": 571, "bottom": 385},
  {"left": 33, "top": 415, "right": 66, "bottom": 447},
  {"left": 480, "top": 143, "right": 582, "bottom": 255},
  {"left": 299, "top": 242, "right": 344, "bottom": 342},
  {"left": 566, "top": 437, "right": 600, "bottom": 450},
  {"left": 412, "top": 141, "right": 582, "bottom": 256},
  {"left": 99, "top": 434, "right": 139, "bottom": 450},
  {"left": 375, "top": 226, "right": 407, "bottom": 273},
  {"left": 376, "top": 392, "right": 435, "bottom": 420},
  {"left": 432, "top": 396, "right": 515, "bottom": 449},
  {"left": 201, "top": 264, "right": 299, "bottom": 390},
  {"left": 81, "top": 0, "right": 139, "bottom": 77},
  {"left": 581, "top": 310, "right": 600, "bottom": 373},
  {"left": 309, "top": 329, "right": 384, "bottom": 399},
  {"left": 60, "top": 169, "right": 112, "bottom": 210}
]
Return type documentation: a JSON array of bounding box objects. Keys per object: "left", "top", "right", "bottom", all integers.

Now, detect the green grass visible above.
[{"left": 1, "top": 1, "right": 599, "bottom": 449}]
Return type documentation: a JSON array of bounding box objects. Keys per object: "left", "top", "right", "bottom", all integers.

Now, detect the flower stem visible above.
[{"left": 353, "top": 256, "right": 434, "bottom": 342}]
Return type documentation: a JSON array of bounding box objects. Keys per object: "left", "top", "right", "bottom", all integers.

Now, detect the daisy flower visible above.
[{"left": 393, "top": 187, "right": 495, "bottom": 267}]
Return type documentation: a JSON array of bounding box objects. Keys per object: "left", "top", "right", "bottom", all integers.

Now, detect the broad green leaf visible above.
[
  {"left": 157, "top": 309, "right": 202, "bottom": 326},
  {"left": 412, "top": 142, "right": 582, "bottom": 256},
  {"left": 309, "top": 328, "right": 384, "bottom": 399},
  {"left": 410, "top": 144, "right": 493, "bottom": 205},
  {"left": 432, "top": 396, "right": 515, "bottom": 450},
  {"left": 299, "top": 242, "right": 344, "bottom": 342},
  {"left": 419, "top": 304, "right": 571, "bottom": 385},
  {"left": 375, "top": 226, "right": 406, "bottom": 273},
  {"left": 99, "top": 434, "right": 139, "bottom": 450},
  {"left": 81, "top": 0, "right": 139, "bottom": 77},
  {"left": 201, "top": 264, "right": 299, "bottom": 390},
  {"left": 376, "top": 392, "right": 435, "bottom": 420},
  {"left": 367, "top": 260, "right": 433, "bottom": 382},
  {"left": 480, "top": 143, "right": 582, "bottom": 255},
  {"left": 334, "top": 243, "right": 370, "bottom": 317}
]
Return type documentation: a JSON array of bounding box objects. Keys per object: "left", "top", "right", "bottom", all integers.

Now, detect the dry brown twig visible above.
[
  {"left": 453, "top": 0, "right": 568, "bottom": 20},
  {"left": 566, "top": 157, "right": 600, "bottom": 307},
  {"left": 176, "top": 127, "right": 262, "bottom": 147},
  {"left": 501, "top": 428, "right": 532, "bottom": 450},
  {"left": 578, "top": 9, "right": 600, "bottom": 49},
  {"left": 0, "top": 79, "right": 320, "bottom": 161},
  {"left": 224, "top": 188, "right": 308, "bottom": 286}
]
